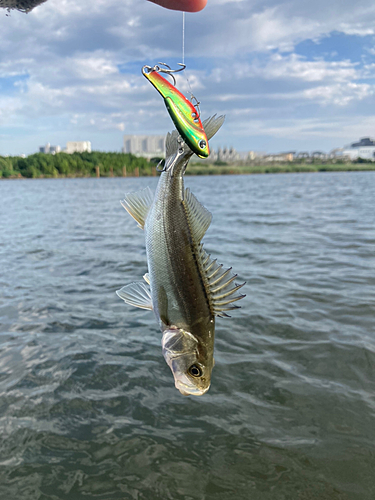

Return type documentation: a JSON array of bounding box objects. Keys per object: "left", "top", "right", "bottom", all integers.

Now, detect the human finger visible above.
[{"left": 147, "top": 0, "right": 207, "bottom": 13}]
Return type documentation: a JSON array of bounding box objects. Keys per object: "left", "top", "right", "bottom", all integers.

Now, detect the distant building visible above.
[
  {"left": 65, "top": 141, "right": 91, "bottom": 154},
  {"left": 123, "top": 135, "right": 165, "bottom": 158},
  {"left": 39, "top": 143, "right": 61, "bottom": 155},
  {"left": 329, "top": 148, "right": 346, "bottom": 159},
  {"left": 247, "top": 151, "right": 267, "bottom": 161},
  {"left": 349, "top": 137, "right": 375, "bottom": 148},
  {"left": 311, "top": 151, "right": 328, "bottom": 160},
  {"left": 246, "top": 151, "right": 256, "bottom": 161},
  {"left": 211, "top": 146, "right": 240, "bottom": 163},
  {"left": 50, "top": 145, "right": 61, "bottom": 154},
  {"left": 237, "top": 151, "right": 259, "bottom": 162},
  {"left": 343, "top": 137, "right": 375, "bottom": 161},
  {"left": 263, "top": 152, "right": 294, "bottom": 162},
  {"left": 296, "top": 152, "right": 310, "bottom": 159}
]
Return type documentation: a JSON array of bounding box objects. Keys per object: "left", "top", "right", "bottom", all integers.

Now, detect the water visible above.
[{"left": 0, "top": 172, "right": 374, "bottom": 500}]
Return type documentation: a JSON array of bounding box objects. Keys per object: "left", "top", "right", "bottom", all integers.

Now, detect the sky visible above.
[{"left": 2, "top": 0, "right": 375, "bottom": 156}]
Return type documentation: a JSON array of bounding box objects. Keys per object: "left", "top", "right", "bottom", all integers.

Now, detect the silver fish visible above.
[{"left": 117, "top": 115, "right": 245, "bottom": 396}]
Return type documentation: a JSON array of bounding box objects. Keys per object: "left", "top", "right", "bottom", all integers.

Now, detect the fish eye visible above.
[
  {"left": 188, "top": 364, "right": 202, "bottom": 377},
  {"left": 198, "top": 140, "right": 206, "bottom": 150}
]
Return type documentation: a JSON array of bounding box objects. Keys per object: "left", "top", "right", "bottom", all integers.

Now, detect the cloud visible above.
[
  {"left": 303, "top": 82, "right": 373, "bottom": 106},
  {"left": 211, "top": 54, "right": 360, "bottom": 84},
  {"left": 254, "top": 54, "right": 358, "bottom": 83},
  {"left": 2, "top": 0, "right": 375, "bottom": 154},
  {"left": 185, "top": 0, "right": 375, "bottom": 56},
  {"left": 236, "top": 114, "right": 375, "bottom": 142}
]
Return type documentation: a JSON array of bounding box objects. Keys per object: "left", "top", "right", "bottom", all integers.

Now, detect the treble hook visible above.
[
  {"left": 142, "top": 62, "right": 186, "bottom": 86},
  {"left": 156, "top": 159, "right": 165, "bottom": 172},
  {"left": 190, "top": 94, "right": 201, "bottom": 121},
  {"left": 156, "top": 136, "right": 186, "bottom": 175}
]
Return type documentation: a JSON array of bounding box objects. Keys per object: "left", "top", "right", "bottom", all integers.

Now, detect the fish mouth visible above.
[
  {"left": 174, "top": 377, "right": 210, "bottom": 397},
  {"left": 177, "top": 386, "right": 209, "bottom": 397}
]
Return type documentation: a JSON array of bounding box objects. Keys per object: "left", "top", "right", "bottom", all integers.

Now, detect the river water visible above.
[{"left": 0, "top": 172, "right": 374, "bottom": 499}]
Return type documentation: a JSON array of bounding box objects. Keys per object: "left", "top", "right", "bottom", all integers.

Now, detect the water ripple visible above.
[{"left": 0, "top": 173, "right": 375, "bottom": 499}]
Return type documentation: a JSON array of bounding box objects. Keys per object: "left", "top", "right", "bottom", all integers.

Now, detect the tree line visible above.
[{"left": 0, "top": 151, "right": 153, "bottom": 179}]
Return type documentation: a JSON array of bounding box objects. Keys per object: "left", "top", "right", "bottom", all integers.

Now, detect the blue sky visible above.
[{"left": 2, "top": 0, "right": 375, "bottom": 155}]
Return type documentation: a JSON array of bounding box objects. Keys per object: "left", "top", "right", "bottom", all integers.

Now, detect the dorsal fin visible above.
[
  {"left": 121, "top": 187, "right": 153, "bottom": 229},
  {"left": 116, "top": 281, "right": 153, "bottom": 311},
  {"left": 202, "top": 114, "right": 225, "bottom": 141},
  {"left": 165, "top": 130, "right": 181, "bottom": 159},
  {"left": 197, "top": 244, "right": 245, "bottom": 318},
  {"left": 165, "top": 114, "right": 225, "bottom": 160},
  {"left": 183, "top": 188, "right": 212, "bottom": 243}
]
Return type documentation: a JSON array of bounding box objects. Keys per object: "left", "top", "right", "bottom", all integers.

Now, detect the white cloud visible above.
[
  {"left": 212, "top": 54, "right": 359, "bottom": 84},
  {"left": 303, "top": 83, "right": 373, "bottom": 106},
  {"left": 338, "top": 23, "right": 374, "bottom": 36},
  {"left": 256, "top": 54, "right": 358, "bottom": 82},
  {"left": 185, "top": 0, "right": 375, "bottom": 56},
  {"left": 2, "top": 0, "right": 375, "bottom": 154},
  {"left": 71, "top": 56, "right": 118, "bottom": 79}
]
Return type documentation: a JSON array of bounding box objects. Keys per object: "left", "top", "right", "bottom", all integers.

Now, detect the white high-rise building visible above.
[
  {"left": 39, "top": 143, "right": 61, "bottom": 154},
  {"left": 342, "top": 137, "right": 375, "bottom": 161},
  {"left": 65, "top": 141, "right": 92, "bottom": 154},
  {"left": 123, "top": 135, "right": 165, "bottom": 158}
]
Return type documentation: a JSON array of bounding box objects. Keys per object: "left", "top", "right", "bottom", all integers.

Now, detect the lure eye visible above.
[
  {"left": 188, "top": 364, "right": 202, "bottom": 377},
  {"left": 198, "top": 140, "right": 207, "bottom": 150}
]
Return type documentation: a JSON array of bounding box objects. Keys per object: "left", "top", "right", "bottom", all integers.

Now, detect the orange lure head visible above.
[{"left": 142, "top": 64, "right": 210, "bottom": 158}]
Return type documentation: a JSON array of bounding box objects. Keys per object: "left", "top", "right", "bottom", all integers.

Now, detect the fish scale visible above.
[{"left": 146, "top": 166, "right": 212, "bottom": 331}]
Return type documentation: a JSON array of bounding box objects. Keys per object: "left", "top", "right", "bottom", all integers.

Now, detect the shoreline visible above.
[{"left": 1, "top": 163, "right": 375, "bottom": 180}]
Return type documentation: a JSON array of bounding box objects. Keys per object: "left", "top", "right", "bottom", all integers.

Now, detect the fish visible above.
[
  {"left": 142, "top": 65, "right": 210, "bottom": 158},
  {"left": 117, "top": 115, "right": 245, "bottom": 396}
]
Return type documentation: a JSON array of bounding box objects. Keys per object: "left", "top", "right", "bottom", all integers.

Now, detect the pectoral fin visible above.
[
  {"left": 121, "top": 187, "right": 153, "bottom": 229},
  {"left": 116, "top": 281, "right": 153, "bottom": 311}
]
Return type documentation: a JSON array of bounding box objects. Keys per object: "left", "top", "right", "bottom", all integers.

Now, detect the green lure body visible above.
[{"left": 142, "top": 66, "right": 210, "bottom": 158}]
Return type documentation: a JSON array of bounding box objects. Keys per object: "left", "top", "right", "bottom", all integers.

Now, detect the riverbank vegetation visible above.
[
  {"left": 1, "top": 152, "right": 375, "bottom": 179},
  {"left": 0, "top": 152, "right": 151, "bottom": 179},
  {"left": 185, "top": 162, "right": 375, "bottom": 175}
]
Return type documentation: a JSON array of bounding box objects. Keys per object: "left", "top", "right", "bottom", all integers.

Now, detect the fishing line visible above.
[
  {"left": 181, "top": 11, "right": 199, "bottom": 114},
  {"left": 182, "top": 11, "right": 185, "bottom": 66}
]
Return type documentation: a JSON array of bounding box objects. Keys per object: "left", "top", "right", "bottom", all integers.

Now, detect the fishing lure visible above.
[{"left": 142, "top": 63, "right": 210, "bottom": 158}]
